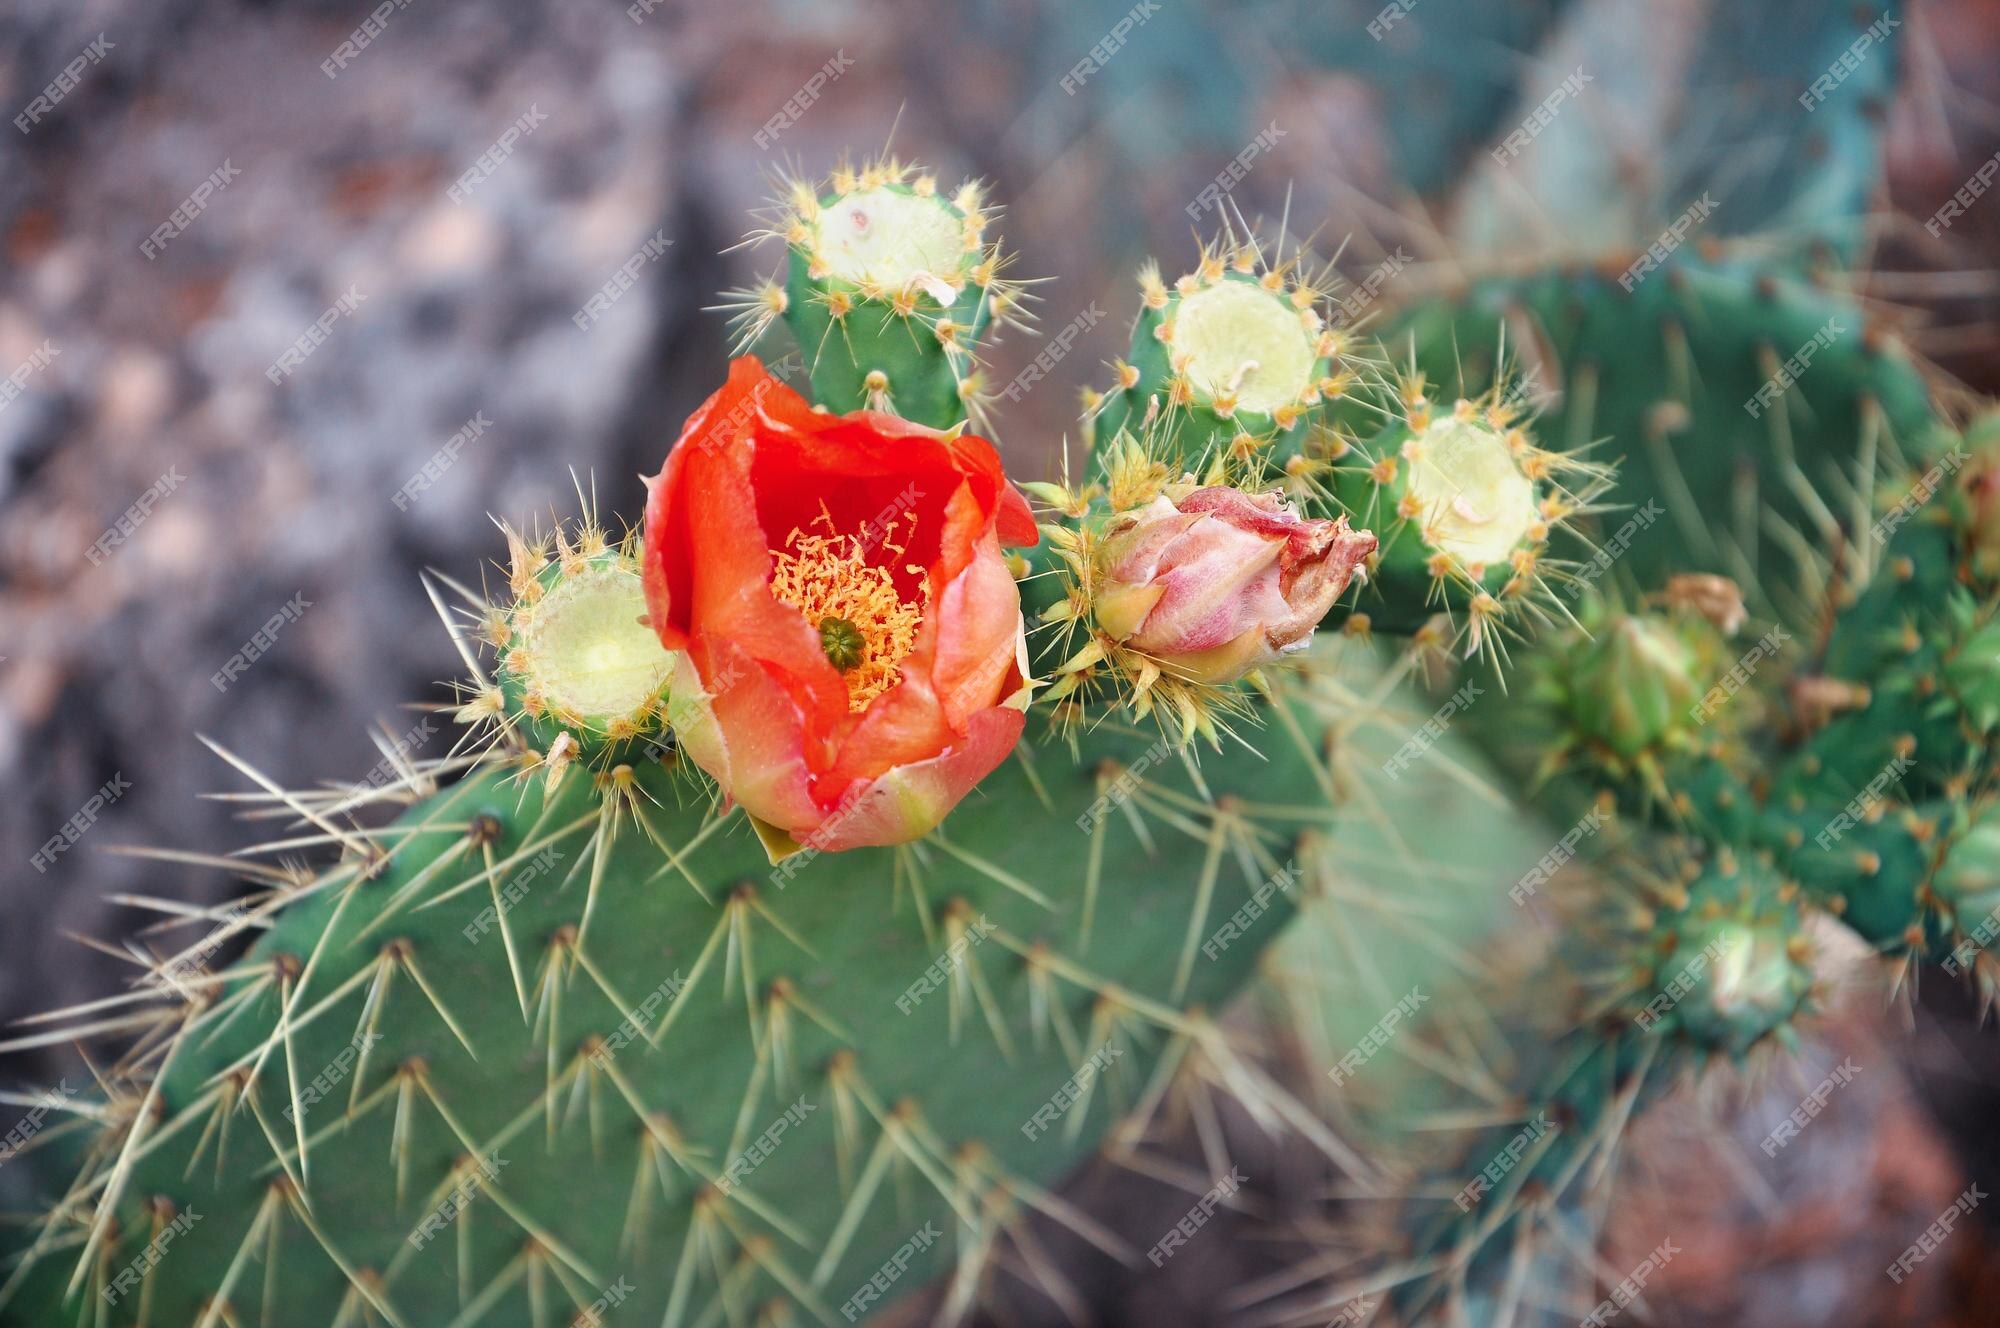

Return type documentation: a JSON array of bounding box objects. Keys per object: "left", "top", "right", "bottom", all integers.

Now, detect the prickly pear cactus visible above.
[
  {"left": 0, "top": 164, "right": 1498, "bottom": 1328},
  {"left": 7, "top": 24, "right": 1996, "bottom": 1316}
]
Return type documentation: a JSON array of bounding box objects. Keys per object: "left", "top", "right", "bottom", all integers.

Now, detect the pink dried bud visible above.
[{"left": 1094, "top": 486, "right": 1378, "bottom": 684}]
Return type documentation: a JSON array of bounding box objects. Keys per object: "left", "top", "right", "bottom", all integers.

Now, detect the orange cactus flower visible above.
[{"left": 643, "top": 357, "right": 1039, "bottom": 858}]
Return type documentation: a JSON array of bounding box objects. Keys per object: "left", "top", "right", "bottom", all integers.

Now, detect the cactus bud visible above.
[
  {"left": 1562, "top": 615, "right": 1704, "bottom": 760},
  {"left": 1093, "top": 486, "right": 1376, "bottom": 685},
  {"left": 1639, "top": 861, "right": 1813, "bottom": 1056}
]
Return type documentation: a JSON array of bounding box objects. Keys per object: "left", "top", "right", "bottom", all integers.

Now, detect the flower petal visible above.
[{"left": 803, "top": 705, "right": 1027, "bottom": 852}]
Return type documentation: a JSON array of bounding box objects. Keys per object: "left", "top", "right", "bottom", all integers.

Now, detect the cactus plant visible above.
[
  {"left": 0, "top": 179, "right": 1460, "bottom": 1327},
  {"left": 7, "top": 10, "right": 1998, "bottom": 1314}
]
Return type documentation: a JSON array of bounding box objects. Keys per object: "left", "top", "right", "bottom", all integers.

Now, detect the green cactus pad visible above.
[{"left": 0, "top": 657, "right": 1369, "bottom": 1327}]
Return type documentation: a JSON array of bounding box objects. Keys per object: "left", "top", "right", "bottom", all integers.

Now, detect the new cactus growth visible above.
[
  {"left": 1322, "top": 390, "right": 1608, "bottom": 649},
  {"left": 475, "top": 519, "right": 677, "bottom": 784},
  {"left": 724, "top": 156, "right": 1029, "bottom": 430},
  {"left": 1085, "top": 235, "right": 1344, "bottom": 461}
]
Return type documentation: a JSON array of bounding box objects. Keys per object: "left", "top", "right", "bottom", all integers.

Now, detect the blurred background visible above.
[{"left": 6, "top": 0, "right": 2000, "bottom": 1321}]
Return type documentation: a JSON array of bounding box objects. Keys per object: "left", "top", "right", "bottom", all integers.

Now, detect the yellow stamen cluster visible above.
[{"left": 770, "top": 522, "right": 924, "bottom": 712}]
